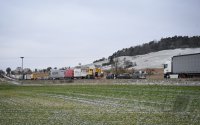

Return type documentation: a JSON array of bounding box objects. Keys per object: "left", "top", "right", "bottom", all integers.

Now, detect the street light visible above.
[
  {"left": 20, "top": 57, "right": 24, "bottom": 70},
  {"left": 20, "top": 57, "right": 24, "bottom": 80}
]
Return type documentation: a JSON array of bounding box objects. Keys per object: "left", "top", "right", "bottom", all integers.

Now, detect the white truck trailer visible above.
[
  {"left": 74, "top": 68, "right": 87, "bottom": 79},
  {"left": 164, "top": 53, "right": 200, "bottom": 78},
  {"left": 50, "top": 69, "right": 65, "bottom": 79}
]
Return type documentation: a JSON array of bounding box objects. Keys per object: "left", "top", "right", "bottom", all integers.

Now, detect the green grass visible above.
[{"left": 0, "top": 82, "right": 200, "bottom": 125}]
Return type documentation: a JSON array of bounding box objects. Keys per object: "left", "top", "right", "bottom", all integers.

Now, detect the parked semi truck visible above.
[
  {"left": 64, "top": 69, "right": 74, "bottom": 79},
  {"left": 74, "top": 68, "right": 87, "bottom": 79},
  {"left": 164, "top": 53, "right": 200, "bottom": 78},
  {"left": 50, "top": 69, "right": 65, "bottom": 80}
]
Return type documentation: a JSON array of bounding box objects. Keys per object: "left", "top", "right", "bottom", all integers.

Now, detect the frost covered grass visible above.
[{"left": 0, "top": 82, "right": 200, "bottom": 124}]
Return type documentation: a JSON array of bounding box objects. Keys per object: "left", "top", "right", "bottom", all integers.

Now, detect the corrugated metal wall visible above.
[{"left": 172, "top": 54, "right": 200, "bottom": 74}]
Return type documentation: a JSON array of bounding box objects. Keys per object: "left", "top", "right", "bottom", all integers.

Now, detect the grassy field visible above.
[{"left": 0, "top": 82, "right": 200, "bottom": 125}]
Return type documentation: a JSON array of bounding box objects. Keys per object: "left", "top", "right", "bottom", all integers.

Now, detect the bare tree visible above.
[
  {"left": 6, "top": 67, "right": 11, "bottom": 76},
  {"left": 47, "top": 67, "right": 52, "bottom": 72},
  {"left": 0, "top": 70, "right": 5, "bottom": 77}
]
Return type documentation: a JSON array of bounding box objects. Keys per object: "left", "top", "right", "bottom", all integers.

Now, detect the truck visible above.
[
  {"left": 74, "top": 68, "right": 87, "bottom": 79},
  {"left": 31, "top": 72, "right": 49, "bottom": 80},
  {"left": 164, "top": 53, "right": 200, "bottom": 78},
  {"left": 87, "top": 68, "right": 103, "bottom": 79},
  {"left": 93, "top": 68, "right": 104, "bottom": 78},
  {"left": 64, "top": 69, "right": 74, "bottom": 79},
  {"left": 87, "top": 68, "right": 95, "bottom": 79},
  {"left": 50, "top": 69, "right": 65, "bottom": 80}
]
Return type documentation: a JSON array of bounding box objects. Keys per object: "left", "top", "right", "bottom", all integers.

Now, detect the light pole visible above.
[
  {"left": 20, "top": 57, "right": 24, "bottom": 79},
  {"left": 20, "top": 57, "right": 24, "bottom": 70}
]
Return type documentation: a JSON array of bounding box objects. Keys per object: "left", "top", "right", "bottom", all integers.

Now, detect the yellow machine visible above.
[
  {"left": 86, "top": 68, "right": 103, "bottom": 79},
  {"left": 31, "top": 72, "right": 49, "bottom": 80},
  {"left": 87, "top": 68, "right": 94, "bottom": 79},
  {"left": 94, "top": 68, "right": 103, "bottom": 77}
]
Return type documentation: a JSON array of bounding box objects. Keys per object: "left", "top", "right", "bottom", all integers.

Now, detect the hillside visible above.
[
  {"left": 94, "top": 48, "right": 200, "bottom": 70},
  {"left": 92, "top": 36, "right": 200, "bottom": 70},
  {"left": 109, "top": 36, "right": 200, "bottom": 61},
  {"left": 116, "top": 48, "right": 200, "bottom": 69}
]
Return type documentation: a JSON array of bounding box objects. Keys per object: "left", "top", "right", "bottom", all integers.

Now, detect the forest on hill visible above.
[
  {"left": 93, "top": 36, "right": 200, "bottom": 64},
  {"left": 108, "top": 36, "right": 200, "bottom": 60}
]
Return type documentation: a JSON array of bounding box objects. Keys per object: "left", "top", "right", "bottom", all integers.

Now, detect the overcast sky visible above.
[{"left": 0, "top": 0, "right": 200, "bottom": 71}]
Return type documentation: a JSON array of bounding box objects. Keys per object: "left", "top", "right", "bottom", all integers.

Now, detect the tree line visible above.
[{"left": 108, "top": 36, "right": 200, "bottom": 62}]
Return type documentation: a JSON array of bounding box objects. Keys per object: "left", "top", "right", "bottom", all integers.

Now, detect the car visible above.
[
  {"left": 132, "top": 71, "right": 146, "bottom": 79},
  {"left": 116, "top": 73, "right": 131, "bottom": 79},
  {"left": 106, "top": 73, "right": 115, "bottom": 79}
]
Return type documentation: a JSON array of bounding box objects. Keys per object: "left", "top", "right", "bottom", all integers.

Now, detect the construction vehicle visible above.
[
  {"left": 31, "top": 72, "right": 49, "bottom": 80},
  {"left": 87, "top": 68, "right": 95, "bottom": 79}
]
